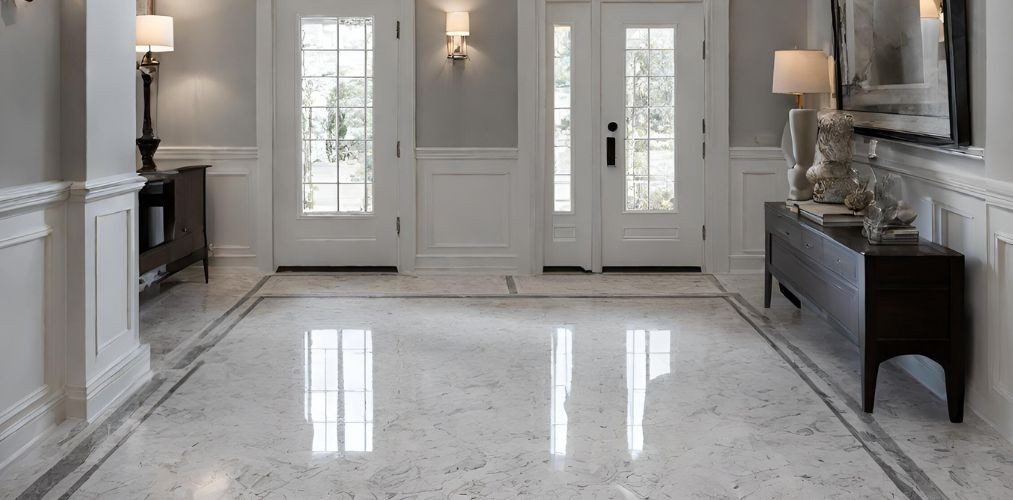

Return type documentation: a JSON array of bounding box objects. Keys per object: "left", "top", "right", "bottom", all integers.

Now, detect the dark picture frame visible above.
[{"left": 831, "top": 0, "right": 971, "bottom": 146}]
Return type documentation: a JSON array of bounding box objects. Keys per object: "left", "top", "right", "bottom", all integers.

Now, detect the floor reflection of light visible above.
[
  {"left": 304, "top": 329, "right": 373, "bottom": 453},
  {"left": 551, "top": 327, "right": 573, "bottom": 457},
  {"left": 626, "top": 329, "right": 671, "bottom": 458}
]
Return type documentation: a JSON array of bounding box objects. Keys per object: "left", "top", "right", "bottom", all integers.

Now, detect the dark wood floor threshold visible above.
[
  {"left": 601, "top": 266, "right": 702, "bottom": 273},
  {"left": 275, "top": 266, "right": 399, "bottom": 273}
]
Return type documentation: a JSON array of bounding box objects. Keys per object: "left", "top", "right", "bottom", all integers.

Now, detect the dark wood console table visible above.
[
  {"left": 139, "top": 165, "right": 210, "bottom": 285},
  {"left": 763, "top": 202, "right": 965, "bottom": 422}
]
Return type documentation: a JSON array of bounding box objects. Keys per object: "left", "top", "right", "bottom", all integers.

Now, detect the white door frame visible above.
[
  {"left": 255, "top": 0, "right": 417, "bottom": 274},
  {"left": 524, "top": 0, "right": 730, "bottom": 274}
]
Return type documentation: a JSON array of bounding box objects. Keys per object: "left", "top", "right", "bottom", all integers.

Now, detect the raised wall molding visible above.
[
  {"left": 415, "top": 147, "right": 520, "bottom": 161},
  {"left": 730, "top": 147, "right": 786, "bottom": 161},
  {"left": 0, "top": 181, "right": 71, "bottom": 219},
  {"left": 69, "top": 174, "right": 147, "bottom": 203},
  {"left": 155, "top": 146, "right": 260, "bottom": 161}
]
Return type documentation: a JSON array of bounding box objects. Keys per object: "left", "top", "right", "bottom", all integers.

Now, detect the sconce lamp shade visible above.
[
  {"left": 446, "top": 12, "right": 470, "bottom": 36},
  {"left": 920, "top": 0, "right": 939, "bottom": 18},
  {"left": 136, "top": 15, "right": 174, "bottom": 53},
  {"left": 772, "top": 50, "right": 831, "bottom": 95}
]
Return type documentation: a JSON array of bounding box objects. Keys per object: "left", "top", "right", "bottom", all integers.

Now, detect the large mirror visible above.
[{"left": 831, "top": 0, "right": 970, "bottom": 146}]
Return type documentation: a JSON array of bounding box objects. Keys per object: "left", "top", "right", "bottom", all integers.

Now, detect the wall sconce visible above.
[{"left": 446, "top": 12, "right": 470, "bottom": 62}]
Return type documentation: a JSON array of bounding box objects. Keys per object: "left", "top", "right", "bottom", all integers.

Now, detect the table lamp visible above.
[
  {"left": 773, "top": 49, "right": 832, "bottom": 201},
  {"left": 136, "top": 13, "right": 174, "bottom": 173}
]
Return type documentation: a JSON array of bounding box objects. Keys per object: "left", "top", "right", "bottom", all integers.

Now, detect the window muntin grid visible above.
[
  {"left": 624, "top": 28, "right": 677, "bottom": 212},
  {"left": 553, "top": 26, "right": 574, "bottom": 213},
  {"left": 301, "top": 17, "right": 374, "bottom": 215}
]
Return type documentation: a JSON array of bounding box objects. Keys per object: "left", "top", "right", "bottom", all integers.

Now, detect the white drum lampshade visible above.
[
  {"left": 136, "top": 15, "right": 174, "bottom": 53},
  {"left": 446, "top": 12, "right": 470, "bottom": 36},
  {"left": 772, "top": 50, "right": 831, "bottom": 97}
]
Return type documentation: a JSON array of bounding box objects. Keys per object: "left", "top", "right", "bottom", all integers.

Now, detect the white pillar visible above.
[{"left": 61, "top": 0, "right": 151, "bottom": 420}]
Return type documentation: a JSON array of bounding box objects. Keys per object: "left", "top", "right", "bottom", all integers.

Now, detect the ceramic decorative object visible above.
[{"left": 807, "top": 113, "right": 858, "bottom": 203}]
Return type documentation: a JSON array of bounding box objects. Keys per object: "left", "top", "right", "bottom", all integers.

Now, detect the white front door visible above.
[
  {"left": 546, "top": 2, "right": 706, "bottom": 270},
  {"left": 601, "top": 2, "right": 705, "bottom": 268},
  {"left": 274, "top": 0, "right": 400, "bottom": 268}
]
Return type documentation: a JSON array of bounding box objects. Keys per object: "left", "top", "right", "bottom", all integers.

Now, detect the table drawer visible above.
[
  {"left": 769, "top": 212, "right": 802, "bottom": 250},
  {"left": 800, "top": 230, "right": 823, "bottom": 262},
  {"left": 823, "top": 242, "right": 859, "bottom": 284}
]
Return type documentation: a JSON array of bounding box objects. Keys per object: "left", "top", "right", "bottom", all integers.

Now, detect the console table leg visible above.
[
  {"left": 862, "top": 361, "right": 879, "bottom": 413},
  {"left": 778, "top": 284, "right": 802, "bottom": 309},
  {"left": 945, "top": 368, "right": 965, "bottom": 423},
  {"left": 764, "top": 269, "right": 772, "bottom": 309}
]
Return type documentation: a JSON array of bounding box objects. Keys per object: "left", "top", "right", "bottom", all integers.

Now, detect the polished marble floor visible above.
[{"left": 5, "top": 270, "right": 1013, "bottom": 499}]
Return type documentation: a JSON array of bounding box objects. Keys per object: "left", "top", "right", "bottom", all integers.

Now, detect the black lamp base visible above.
[{"left": 137, "top": 136, "right": 161, "bottom": 173}]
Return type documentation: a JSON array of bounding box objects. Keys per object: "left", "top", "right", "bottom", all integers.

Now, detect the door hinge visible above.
[
  {"left": 396, "top": 141, "right": 401, "bottom": 158},
  {"left": 396, "top": 216, "right": 401, "bottom": 236},
  {"left": 396, "top": 21, "right": 401, "bottom": 39},
  {"left": 702, "top": 40, "right": 706, "bottom": 60},
  {"left": 702, "top": 225, "right": 707, "bottom": 241},
  {"left": 702, "top": 119, "right": 706, "bottom": 135},
  {"left": 702, "top": 142, "right": 706, "bottom": 159}
]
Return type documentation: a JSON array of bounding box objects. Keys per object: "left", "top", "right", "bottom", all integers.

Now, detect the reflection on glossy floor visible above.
[{"left": 5, "top": 270, "right": 1013, "bottom": 499}]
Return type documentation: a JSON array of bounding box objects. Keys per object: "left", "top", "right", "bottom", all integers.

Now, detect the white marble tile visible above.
[
  {"left": 65, "top": 297, "right": 906, "bottom": 498},
  {"left": 717, "top": 273, "right": 1013, "bottom": 499},
  {"left": 258, "top": 274, "right": 510, "bottom": 297},
  {"left": 513, "top": 273, "right": 725, "bottom": 296},
  {"left": 6, "top": 273, "right": 1013, "bottom": 499}
]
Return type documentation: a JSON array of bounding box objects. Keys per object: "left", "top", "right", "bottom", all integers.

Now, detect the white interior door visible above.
[
  {"left": 601, "top": 2, "right": 705, "bottom": 268},
  {"left": 274, "top": 0, "right": 400, "bottom": 268}
]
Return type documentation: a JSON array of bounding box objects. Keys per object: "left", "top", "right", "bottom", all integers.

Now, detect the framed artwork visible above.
[{"left": 831, "top": 0, "right": 971, "bottom": 146}]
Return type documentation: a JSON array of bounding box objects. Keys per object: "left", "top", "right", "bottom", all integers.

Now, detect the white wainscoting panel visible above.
[
  {"left": 415, "top": 148, "right": 521, "bottom": 273},
  {"left": 729, "top": 147, "right": 788, "bottom": 273},
  {"left": 984, "top": 205, "right": 1013, "bottom": 437},
  {"left": 154, "top": 147, "right": 259, "bottom": 265},
  {"left": 0, "top": 197, "right": 65, "bottom": 470}
]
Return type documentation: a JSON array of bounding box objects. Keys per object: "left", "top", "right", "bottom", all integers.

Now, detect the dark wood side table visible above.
[
  {"left": 139, "top": 165, "right": 211, "bottom": 285},
  {"left": 763, "top": 202, "right": 966, "bottom": 422}
]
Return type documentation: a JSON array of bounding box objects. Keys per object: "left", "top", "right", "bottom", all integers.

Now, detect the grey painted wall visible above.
[
  {"left": 0, "top": 0, "right": 62, "bottom": 189},
  {"left": 730, "top": 0, "right": 807, "bottom": 147},
  {"left": 137, "top": 0, "right": 258, "bottom": 148},
  {"left": 415, "top": 0, "right": 518, "bottom": 148}
]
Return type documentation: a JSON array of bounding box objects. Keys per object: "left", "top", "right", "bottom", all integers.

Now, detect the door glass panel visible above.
[
  {"left": 553, "top": 26, "right": 573, "bottom": 213},
  {"left": 301, "top": 17, "right": 374, "bottom": 215},
  {"left": 624, "top": 28, "right": 676, "bottom": 212}
]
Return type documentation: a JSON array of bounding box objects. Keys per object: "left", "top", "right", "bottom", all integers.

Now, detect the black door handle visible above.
[{"left": 607, "top": 122, "right": 618, "bottom": 167}]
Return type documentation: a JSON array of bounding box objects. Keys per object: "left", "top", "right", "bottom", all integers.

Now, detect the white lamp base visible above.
[{"left": 785, "top": 108, "right": 818, "bottom": 201}]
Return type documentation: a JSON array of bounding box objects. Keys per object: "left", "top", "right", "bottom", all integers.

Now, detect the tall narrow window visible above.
[
  {"left": 626, "top": 329, "right": 671, "bottom": 458},
  {"left": 553, "top": 26, "right": 573, "bottom": 213},
  {"left": 301, "top": 17, "right": 374, "bottom": 215},
  {"left": 550, "top": 327, "right": 573, "bottom": 456},
  {"left": 624, "top": 28, "right": 676, "bottom": 212}
]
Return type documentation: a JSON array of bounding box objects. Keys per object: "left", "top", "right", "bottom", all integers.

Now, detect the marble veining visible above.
[{"left": 5, "top": 271, "right": 1013, "bottom": 499}]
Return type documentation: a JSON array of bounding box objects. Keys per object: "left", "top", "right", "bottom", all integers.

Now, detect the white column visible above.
[{"left": 61, "top": 0, "right": 151, "bottom": 420}]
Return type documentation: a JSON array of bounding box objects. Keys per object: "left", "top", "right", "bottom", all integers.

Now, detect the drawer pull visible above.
[{"left": 805, "top": 243, "right": 813, "bottom": 249}]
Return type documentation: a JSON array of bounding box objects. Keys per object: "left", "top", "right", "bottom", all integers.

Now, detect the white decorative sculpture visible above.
[{"left": 808, "top": 112, "right": 858, "bottom": 203}]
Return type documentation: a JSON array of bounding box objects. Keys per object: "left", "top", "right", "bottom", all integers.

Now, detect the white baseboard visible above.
[
  {"left": 65, "top": 345, "right": 151, "bottom": 421},
  {"left": 0, "top": 389, "right": 64, "bottom": 471},
  {"left": 729, "top": 253, "right": 765, "bottom": 274}
]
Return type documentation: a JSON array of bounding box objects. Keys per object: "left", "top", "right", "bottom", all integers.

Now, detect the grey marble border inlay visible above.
[{"left": 16, "top": 277, "right": 944, "bottom": 500}]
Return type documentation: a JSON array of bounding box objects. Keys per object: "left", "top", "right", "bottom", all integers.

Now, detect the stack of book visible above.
[
  {"left": 865, "top": 224, "right": 920, "bottom": 245},
  {"left": 787, "top": 201, "right": 864, "bottom": 227}
]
